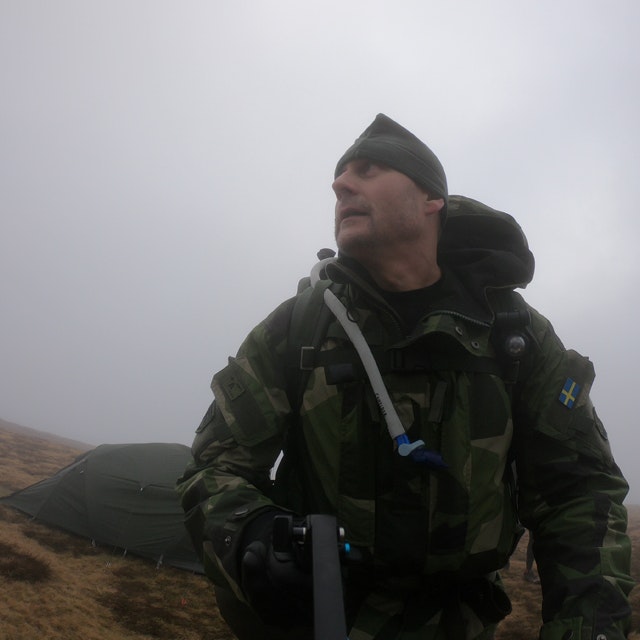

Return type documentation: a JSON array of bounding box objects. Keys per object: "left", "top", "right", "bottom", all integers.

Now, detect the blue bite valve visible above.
[{"left": 396, "top": 435, "right": 448, "bottom": 470}]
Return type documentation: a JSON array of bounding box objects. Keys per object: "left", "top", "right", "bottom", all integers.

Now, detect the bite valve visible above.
[{"left": 396, "top": 435, "right": 448, "bottom": 470}]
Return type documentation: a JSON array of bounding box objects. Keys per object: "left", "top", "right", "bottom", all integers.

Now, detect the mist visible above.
[{"left": 1, "top": 1, "right": 639, "bottom": 501}]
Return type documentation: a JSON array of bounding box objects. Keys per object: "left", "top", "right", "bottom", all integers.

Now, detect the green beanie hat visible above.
[{"left": 335, "top": 113, "right": 448, "bottom": 224}]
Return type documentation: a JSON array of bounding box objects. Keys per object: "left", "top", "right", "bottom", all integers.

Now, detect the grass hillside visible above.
[{"left": 0, "top": 419, "right": 638, "bottom": 639}]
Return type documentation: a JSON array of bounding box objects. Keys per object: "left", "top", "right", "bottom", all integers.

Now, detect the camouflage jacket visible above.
[{"left": 177, "top": 196, "right": 632, "bottom": 639}]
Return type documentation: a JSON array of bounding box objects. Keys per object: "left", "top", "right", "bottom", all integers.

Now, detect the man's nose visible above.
[{"left": 332, "top": 170, "right": 355, "bottom": 198}]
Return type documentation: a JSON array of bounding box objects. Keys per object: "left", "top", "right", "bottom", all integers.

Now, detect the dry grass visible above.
[
  {"left": 0, "top": 420, "right": 637, "bottom": 639},
  {"left": 0, "top": 421, "right": 235, "bottom": 640},
  {"left": 0, "top": 420, "right": 89, "bottom": 496}
]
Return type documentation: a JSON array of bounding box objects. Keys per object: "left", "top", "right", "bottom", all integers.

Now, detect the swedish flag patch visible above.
[{"left": 559, "top": 378, "right": 580, "bottom": 409}]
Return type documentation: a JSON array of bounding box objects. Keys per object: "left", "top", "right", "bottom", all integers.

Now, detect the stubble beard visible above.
[{"left": 334, "top": 217, "right": 379, "bottom": 259}]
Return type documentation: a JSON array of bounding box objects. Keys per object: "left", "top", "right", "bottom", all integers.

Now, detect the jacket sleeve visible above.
[
  {"left": 512, "top": 306, "right": 634, "bottom": 640},
  {"left": 176, "top": 298, "right": 295, "bottom": 599}
]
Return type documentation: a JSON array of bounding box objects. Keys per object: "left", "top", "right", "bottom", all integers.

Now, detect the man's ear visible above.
[{"left": 425, "top": 197, "right": 445, "bottom": 217}]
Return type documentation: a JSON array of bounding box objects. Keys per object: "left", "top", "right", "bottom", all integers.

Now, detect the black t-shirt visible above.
[{"left": 378, "top": 271, "right": 448, "bottom": 335}]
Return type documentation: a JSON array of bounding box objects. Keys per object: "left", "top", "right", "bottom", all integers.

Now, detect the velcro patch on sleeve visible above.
[{"left": 212, "top": 359, "right": 279, "bottom": 447}]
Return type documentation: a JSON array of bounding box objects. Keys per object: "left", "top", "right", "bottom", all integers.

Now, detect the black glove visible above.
[{"left": 239, "top": 511, "right": 313, "bottom": 628}]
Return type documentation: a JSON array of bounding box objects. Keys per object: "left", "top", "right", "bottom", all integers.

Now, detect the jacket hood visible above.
[{"left": 438, "top": 195, "right": 535, "bottom": 293}]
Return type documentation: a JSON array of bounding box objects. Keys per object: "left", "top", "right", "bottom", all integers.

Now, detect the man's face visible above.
[{"left": 333, "top": 159, "right": 440, "bottom": 261}]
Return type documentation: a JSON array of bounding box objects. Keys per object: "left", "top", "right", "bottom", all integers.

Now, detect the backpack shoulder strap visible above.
[
  {"left": 285, "top": 277, "right": 339, "bottom": 415},
  {"left": 276, "top": 275, "right": 340, "bottom": 510}
]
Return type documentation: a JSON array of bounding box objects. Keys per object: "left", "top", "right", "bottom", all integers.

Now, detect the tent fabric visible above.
[{"left": 1, "top": 442, "right": 203, "bottom": 573}]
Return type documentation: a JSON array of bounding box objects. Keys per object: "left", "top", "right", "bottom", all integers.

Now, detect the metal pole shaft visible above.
[{"left": 308, "top": 514, "right": 348, "bottom": 640}]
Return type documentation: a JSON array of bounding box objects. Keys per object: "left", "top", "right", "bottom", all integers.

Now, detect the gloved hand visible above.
[{"left": 239, "top": 510, "right": 313, "bottom": 628}]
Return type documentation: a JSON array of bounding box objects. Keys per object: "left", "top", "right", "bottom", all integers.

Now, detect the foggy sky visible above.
[{"left": 1, "top": 1, "right": 639, "bottom": 500}]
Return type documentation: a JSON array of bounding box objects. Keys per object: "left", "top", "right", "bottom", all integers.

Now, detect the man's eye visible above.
[{"left": 359, "top": 160, "right": 377, "bottom": 175}]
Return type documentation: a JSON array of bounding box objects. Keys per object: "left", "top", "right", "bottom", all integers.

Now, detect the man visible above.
[{"left": 177, "top": 114, "right": 633, "bottom": 639}]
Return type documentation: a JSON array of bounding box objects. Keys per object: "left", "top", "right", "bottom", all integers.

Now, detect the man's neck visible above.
[{"left": 365, "top": 256, "right": 442, "bottom": 292}]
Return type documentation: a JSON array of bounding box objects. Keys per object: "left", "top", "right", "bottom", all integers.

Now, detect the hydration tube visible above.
[{"left": 310, "top": 258, "right": 447, "bottom": 470}]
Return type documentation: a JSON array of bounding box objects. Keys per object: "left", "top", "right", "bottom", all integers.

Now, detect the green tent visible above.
[{"left": 1, "top": 442, "right": 202, "bottom": 573}]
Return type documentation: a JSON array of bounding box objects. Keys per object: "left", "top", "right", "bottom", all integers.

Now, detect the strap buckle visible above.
[{"left": 299, "top": 346, "right": 316, "bottom": 371}]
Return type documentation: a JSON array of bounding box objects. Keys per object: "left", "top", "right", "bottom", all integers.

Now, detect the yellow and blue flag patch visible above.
[{"left": 559, "top": 378, "right": 581, "bottom": 409}]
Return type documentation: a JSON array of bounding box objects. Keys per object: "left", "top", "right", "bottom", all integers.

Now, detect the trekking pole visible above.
[{"left": 273, "top": 514, "right": 349, "bottom": 640}]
